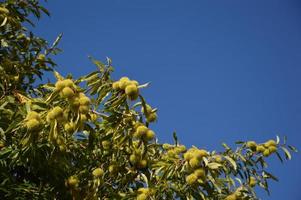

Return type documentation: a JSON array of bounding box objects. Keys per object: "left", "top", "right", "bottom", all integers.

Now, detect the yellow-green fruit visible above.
[
  {"left": 80, "top": 114, "right": 87, "bottom": 122},
  {"left": 167, "top": 149, "right": 177, "bottom": 158},
  {"left": 137, "top": 193, "right": 148, "bottom": 200},
  {"left": 79, "top": 96, "right": 90, "bottom": 105},
  {"left": 177, "top": 145, "right": 186, "bottom": 152},
  {"left": 119, "top": 77, "right": 130, "bottom": 82},
  {"left": 130, "top": 154, "right": 139, "bottom": 165},
  {"left": 246, "top": 141, "right": 257, "bottom": 149},
  {"left": 92, "top": 168, "right": 104, "bottom": 177},
  {"left": 145, "top": 130, "right": 155, "bottom": 141},
  {"left": 136, "top": 125, "right": 148, "bottom": 137},
  {"left": 26, "top": 111, "right": 40, "bottom": 120},
  {"left": 133, "top": 121, "right": 142, "bottom": 129},
  {"left": 264, "top": 139, "right": 277, "bottom": 148},
  {"left": 70, "top": 96, "right": 80, "bottom": 107},
  {"left": 112, "top": 81, "right": 120, "bottom": 90},
  {"left": 64, "top": 122, "right": 75, "bottom": 133},
  {"left": 26, "top": 119, "right": 40, "bottom": 130},
  {"left": 268, "top": 146, "right": 277, "bottom": 154},
  {"left": 146, "top": 113, "right": 157, "bottom": 123},
  {"left": 174, "top": 146, "right": 185, "bottom": 154},
  {"left": 189, "top": 157, "right": 201, "bottom": 169},
  {"left": 162, "top": 143, "right": 173, "bottom": 150},
  {"left": 256, "top": 145, "right": 265, "bottom": 153},
  {"left": 118, "top": 80, "right": 129, "bottom": 89},
  {"left": 0, "top": 7, "right": 9, "bottom": 14},
  {"left": 263, "top": 149, "right": 270, "bottom": 157},
  {"left": 138, "top": 188, "right": 150, "bottom": 194},
  {"left": 55, "top": 80, "right": 65, "bottom": 91},
  {"left": 52, "top": 106, "right": 63, "bottom": 117},
  {"left": 46, "top": 111, "right": 55, "bottom": 122},
  {"left": 119, "top": 77, "right": 130, "bottom": 89},
  {"left": 179, "top": 145, "right": 187, "bottom": 151},
  {"left": 78, "top": 92, "right": 86, "bottom": 98},
  {"left": 90, "top": 113, "right": 98, "bottom": 121},
  {"left": 194, "top": 168, "right": 206, "bottom": 180},
  {"left": 194, "top": 149, "right": 208, "bottom": 159},
  {"left": 137, "top": 159, "right": 148, "bottom": 169},
  {"left": 125, "top": 84, "right": 139, "bottom": 100},
  {"left": 249, "top": 176, "right": 257, "bottom": 187},
  {"left": 37, "top": 54, "right": 46, "bottom": 61},
  {"left": 79, "top": 105, "right": 89, "bottom": 114},
  {"left": 130, "top": 80, "right": 139, "bottom": 86},
  {"left": 186, "top": 174, "right": 198, "bottom": 185},
  {"left": 183, "top": 151, "right": 193, "bottom": 161},
  {"left": 63, "top": 79, "right": 74, "bottom": 88},
  {"left": 225, "top": 194, "right": 237, "bottom": 200},
  {"left": 61, "top": 87, "right": 75, "bottom": 99},
  {"left": 67, "top": 176, "right": 79, "bottom": 188},
  {"left": 102, "top": 140, "right": 111, "bottom": 150},
  {"left": 109, "top": 165, "right": 118, "bottom": 174}
]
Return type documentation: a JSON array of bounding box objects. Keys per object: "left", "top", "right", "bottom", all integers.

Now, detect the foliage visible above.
[{"left": 0, "top": 1, "right": 297, "bottom": 199}]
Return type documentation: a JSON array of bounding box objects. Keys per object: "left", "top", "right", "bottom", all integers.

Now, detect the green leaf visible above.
[
  {"left": 224, "top": 156, "right": 237, "bottom": 171},
  {"left": 53, "top": 71, "right": 64, "bottom": 81},
  {"left": 0, "top": 17, "right": 7, "bottom": 27},
  {"left": 288, "top": 145, "right": 298, "bottom": 153},
  {"left": 276, "top": 135, "right": 280, "bottom": 144},
  {"left": 173, "top": 132, "right": 178, "bottom": 145},
  {"left": 207, "top": 162, "right": 222, "bottom": 169},
  {"left": 280, "top": 146, "right": 291, "bottom": 160},
  {"left": 263, "top": 171, "right": 279, "bottom": 182},
  {"left": 275, "top": 152, "right": 283, "bottom": 163},
  {"left": 89, "top": 56, "right": 106, "bottom": 72},
  {"left": 222, "top": 143, "right": 231, "bottom": 151}
]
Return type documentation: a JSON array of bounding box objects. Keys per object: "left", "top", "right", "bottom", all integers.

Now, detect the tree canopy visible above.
[{"left": 0, "top": 1, "right": 296, "bottom": 199}]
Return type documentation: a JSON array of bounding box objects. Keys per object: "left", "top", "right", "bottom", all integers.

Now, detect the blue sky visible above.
[{"left": 34, "top": 0, "right": 300, "bottom": 199}]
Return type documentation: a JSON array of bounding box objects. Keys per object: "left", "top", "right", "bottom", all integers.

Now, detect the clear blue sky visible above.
[{"left": 34, "top": 0, "right": 300, "bottom": 199}]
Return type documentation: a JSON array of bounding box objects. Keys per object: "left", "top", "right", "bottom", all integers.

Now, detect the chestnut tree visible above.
[{"left": 0, "top": 1, "right": 297, "bottom": 199}]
